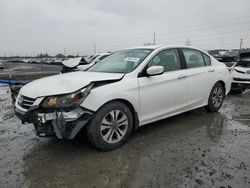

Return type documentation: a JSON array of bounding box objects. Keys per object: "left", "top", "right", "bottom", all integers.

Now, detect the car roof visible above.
[
  {"left": 95, "top": 52, "right": 112, "bottom": 56},
  {"left": 123, "top": 45, "right": 207, "bottom": 52}
]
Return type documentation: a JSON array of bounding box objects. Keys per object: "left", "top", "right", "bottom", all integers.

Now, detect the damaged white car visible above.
[
  {"left": 0, "top": 61, "right": 4, "bottom": 69},
  {"left": 61, "top": 52, "right": 111, "bottom": 72},
  {"left": 15, "top": 45, "right": 231, "bottom": 151},
  {"left": 231, "top": 52, "right": 250, "bottom": 93},
  {"left": 78, "top": 52, "right": 112, "bottom": 71}
]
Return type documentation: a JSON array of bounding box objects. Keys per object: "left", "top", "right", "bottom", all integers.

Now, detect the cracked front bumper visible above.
[{"left": 15, "top": 107, "right": 93, "bottom": 139}]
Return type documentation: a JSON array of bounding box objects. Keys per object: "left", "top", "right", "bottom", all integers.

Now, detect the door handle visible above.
[
  {"left": 208, "top": 69, "right": 215, "bottom": 73},
  {"left": 178, "top": 75, "right": 187, "bottom": 79}
]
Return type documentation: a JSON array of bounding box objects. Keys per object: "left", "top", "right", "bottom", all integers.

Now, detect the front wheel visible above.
[
  {"left": 206, "top": 82, "right": 225, "bottom": 112},
  {"left": 87, "top": 101, "right": 133, "bottom": 151}
]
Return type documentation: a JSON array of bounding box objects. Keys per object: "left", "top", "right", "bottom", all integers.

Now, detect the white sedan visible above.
[
  {"left": 231, "top": 52, "right": 250, "bottom": 93},
  {"left": 15, "top": 45, "right": 231, "bottom": 151},
  {"left": 78, "top": 52, "right": 112, "bottom": 71}
]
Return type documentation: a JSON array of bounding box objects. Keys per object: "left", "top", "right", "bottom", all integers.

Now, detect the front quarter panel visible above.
[{"left": 80, "top": 76, "right": 140, "bottom": 114}]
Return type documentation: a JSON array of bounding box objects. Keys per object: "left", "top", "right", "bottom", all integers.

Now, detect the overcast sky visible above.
[{"left": 0, "top": 0, "right": 250, "bottom": 56}]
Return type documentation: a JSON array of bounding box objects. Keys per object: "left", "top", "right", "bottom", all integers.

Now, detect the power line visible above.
[
  {"left": 104, "top": 15, "right": 250, "bottom": 41},
  {"left": 98, "top": 16, "right": 250, "bottom": 47},
  {"left": 95, "top": 16, "right": 250, "bottom": 51},
  {"left": 98, "top": 35, "right": 250, "bottom": 52},
  {"left": 98, "top": 22, "right": 250, "bottom": 48},
  {"left": 158, "top": 28, "right": 250, "bottom": 42},
  {"left": 98, "top": 30, "right": 250, "bottom": 49},
  {"left": 98, "top": 23, "right": 250, "bottom": 48}
]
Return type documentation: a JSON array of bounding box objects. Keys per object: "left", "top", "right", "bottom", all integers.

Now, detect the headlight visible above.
[{"left": 41, "top": 83, "right": 94, "bottom": 108}]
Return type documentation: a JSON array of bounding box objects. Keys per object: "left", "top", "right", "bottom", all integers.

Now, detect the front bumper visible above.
[{"left": 15, "top": 107, "right": 93, "bottom": 139}]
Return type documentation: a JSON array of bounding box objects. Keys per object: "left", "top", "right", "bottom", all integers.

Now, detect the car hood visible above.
[
  {"left": 62, "top": 57, "right": 82, "bottom": 68},
  {"left": 20, "top": 71, "right": 124, "bottom": 98},
  {"left": 234, "top": 66, "right": 250, "bottom": 72}
]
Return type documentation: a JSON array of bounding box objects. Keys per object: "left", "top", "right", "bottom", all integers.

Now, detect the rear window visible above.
[
  {"left": 202, "top": 53, "right": 211, "bottom": 66},
  {"left": 182, "top": 49, "right": 206, "bottom": 68},
  {"left": 237, "top": 59, "right": 250, "bottom": 68}
]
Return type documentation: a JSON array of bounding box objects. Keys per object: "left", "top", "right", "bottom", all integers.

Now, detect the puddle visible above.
[{"left": 0, "top": 87, "right": 250, "bottom": 187}]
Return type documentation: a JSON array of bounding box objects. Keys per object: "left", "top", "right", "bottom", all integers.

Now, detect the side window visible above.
[
  {"left": 182, "top": 49, "right": 206, "bottom": 68},
  {"left": 148, "top": 49, "right": 181, "bottom": 72},
  {"left": 202, "top": 53, "right": 211, "bottom": 66}
]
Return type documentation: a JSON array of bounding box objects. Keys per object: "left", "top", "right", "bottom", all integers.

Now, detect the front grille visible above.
[
  {"left": 18, "top": 95, "right": 36, "bottom": 110},
  {"left": 233, "top": 77, "right": 250, "bottom": 82}
]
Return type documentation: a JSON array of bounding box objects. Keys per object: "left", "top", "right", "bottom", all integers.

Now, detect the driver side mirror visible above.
[{"left": 146, "top": 66, "right": 164, "bottom": 76}]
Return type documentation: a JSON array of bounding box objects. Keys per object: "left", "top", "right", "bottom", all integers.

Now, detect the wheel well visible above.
[
  {"left": 105, "top": 99, "right": 139, "bottom": 132},
  {"left": 217, "top": 80, "right": 226, "bottom": 93}
]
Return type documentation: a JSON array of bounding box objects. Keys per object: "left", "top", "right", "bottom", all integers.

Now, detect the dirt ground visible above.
[{"left": 0, "top": 85, "right": 250, "bottom": 188}]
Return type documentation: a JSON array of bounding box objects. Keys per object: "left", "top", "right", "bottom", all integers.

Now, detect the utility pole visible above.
[
  {"left": 239, "top": 38, "right": 243, "bottom": 50},
  {"left": 94, "top": 42, "right": 96, "bottom": 55},
  {"left": 64, "top": 47, "right": 66, "bottom": 56},
  {"left": 185, "top": 38, "right": 191, "bottom": 46},
  {"left": 153, "top": 32, "right": 156, "bottom": 45}
]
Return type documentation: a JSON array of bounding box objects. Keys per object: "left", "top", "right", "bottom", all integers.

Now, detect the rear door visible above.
[
  {"left": 181, "top": 48, "right": 215, "bottom": 108},
  {"left": 138, "top": 48, "right": 188, "bottom": 125}
]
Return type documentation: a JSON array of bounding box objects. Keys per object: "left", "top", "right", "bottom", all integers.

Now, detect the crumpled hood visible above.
[
  {"left": 62, "top": 57, "right": 83, "bottom": 68},
  {"left": 20, "top": 72, "right": 124, "bottom": 98}
]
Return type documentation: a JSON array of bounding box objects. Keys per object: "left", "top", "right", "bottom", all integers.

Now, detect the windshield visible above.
[
  {"left": 88, "top": 55, "right": 99, "bottom": 63},
  {"left": 226, "top": 51, "right": 238, "bottom": 56},
  {"left": 237, "top": 58, "right": 250, "bottom": 67},
  {"left": 88, "top": 49, "right": 153, "bottom": 73}
]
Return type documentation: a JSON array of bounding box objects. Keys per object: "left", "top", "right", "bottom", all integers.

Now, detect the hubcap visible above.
[
  {"left": 212, "top": 87, "right": 223, "bottom": 108},
  {"left": 100, "top": 110, "right": 128, "bottom": 144}
]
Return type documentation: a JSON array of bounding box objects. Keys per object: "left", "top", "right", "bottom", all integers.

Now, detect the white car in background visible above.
[
  {"left": 78, "top": 52, "right": 112, "bottom": 71},
  {"left": 15, "top": 45, "right": 231, "bottom": 151},
  {"left": 231, "top": 52, "right": 250, "bottom": 93},
  {"left": 62, "top": 52, "right": 111, "bottom": 72},
  {"left": 0, "top": 61, "right": 4, "bottom": 69}
]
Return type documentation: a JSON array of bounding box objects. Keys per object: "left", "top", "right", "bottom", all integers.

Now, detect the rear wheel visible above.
[
  {"left": 87, "top": 101, "right": 133, "bottom": 151},
  {"left": 206, "top": 82, "right": 225, "bottom": 112}
]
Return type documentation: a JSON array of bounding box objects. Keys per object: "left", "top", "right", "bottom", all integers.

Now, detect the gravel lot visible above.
[
  {"left": 0, "top": 85, "right": 250, "bottom": 188},
  {"left": 0, "top": 63, "right": 61, "bottom": 80}
]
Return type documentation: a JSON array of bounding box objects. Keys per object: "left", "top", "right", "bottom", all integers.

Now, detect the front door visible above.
[{"left": 138, "top": 48, "right": 188, "bottom": 125}]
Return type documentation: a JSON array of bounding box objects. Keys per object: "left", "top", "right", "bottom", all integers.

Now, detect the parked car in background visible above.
[
  {"left": 208, "top": 49, "right": 228, "bottom": 62},
  {"left": 0, "top": 61, "right": 5, "bottom": 69},
  {"left": 231, "top": 52, "right": 250, "bottom": 94},
  {"left": 61, "top": 57, "right": 88, "bottom": 73},
  {"left": 15, "top": 45, "right": 231, "bottom": 151},
  {"left": 62, "top": 52, "right": 112, "bottom": 72},
  {"left": 77, "top": 52, "right": 112, "bottom": 71},
  {"left": 219, "top": 50, "right": 239, "bottom": 68}
]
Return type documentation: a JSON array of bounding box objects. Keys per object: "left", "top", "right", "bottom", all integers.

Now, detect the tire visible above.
[
  {"left": 206, "top": 82, "right": 225, "bottom": 112},
  {"left": 87, "top": 101, "right": 133, "bottom": 151}
]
